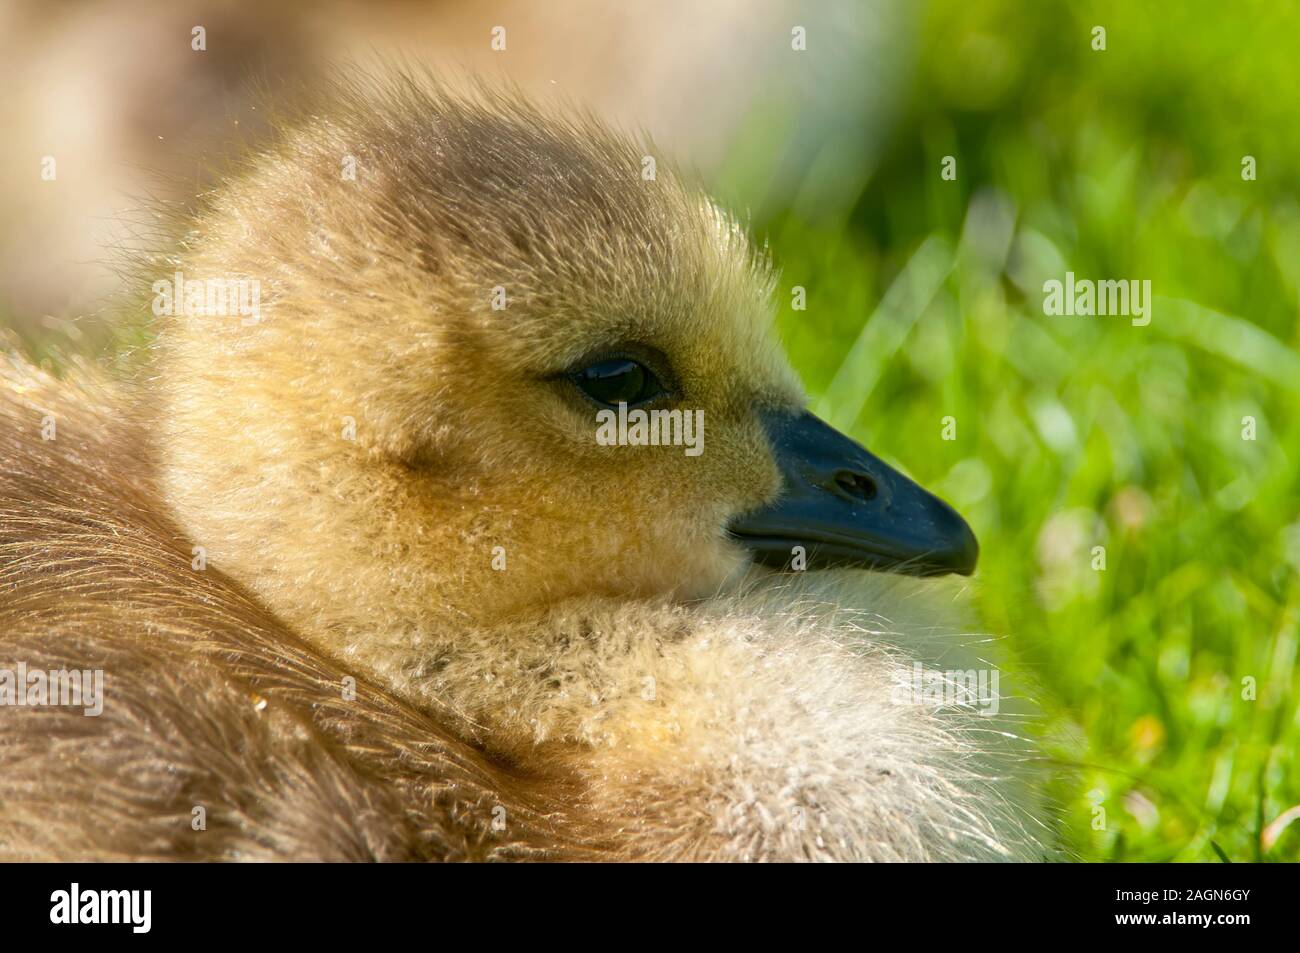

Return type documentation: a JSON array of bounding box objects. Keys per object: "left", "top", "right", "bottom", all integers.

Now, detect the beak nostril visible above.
[
  {"left": 734, "top": 410, "right": 977, "bottom": 575},
  {"left": 833, "top": 469, "right": 877, "bottom": 503}
]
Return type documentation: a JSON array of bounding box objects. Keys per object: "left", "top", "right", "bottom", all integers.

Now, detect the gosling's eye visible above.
[{"left": 569, "top": 358, "right": 665, "bottom": 407}]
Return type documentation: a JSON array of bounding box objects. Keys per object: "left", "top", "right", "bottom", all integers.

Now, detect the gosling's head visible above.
[{"left": 152, "top": 72, "right": 975, "bottom": 651}]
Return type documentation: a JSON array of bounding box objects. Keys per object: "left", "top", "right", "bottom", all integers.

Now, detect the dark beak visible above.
[{"left": 728, "top": 409, "right": 978, "bottom": 576}]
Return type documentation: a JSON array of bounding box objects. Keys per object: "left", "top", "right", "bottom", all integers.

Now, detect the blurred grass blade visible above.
[
  {"left": 814, "top": 235, "right": 954, "bottom": 431},
  {"left": 1154, "top": 298, "right": 1300, "bottom": 394},
  {"left": 1261, "top": 804, "right": 1300, "bottom": 853}
]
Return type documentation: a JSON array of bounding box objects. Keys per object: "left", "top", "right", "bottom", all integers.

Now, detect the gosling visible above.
[{"left": 0, "top": 71, "right": 1051, "bottom": 861}]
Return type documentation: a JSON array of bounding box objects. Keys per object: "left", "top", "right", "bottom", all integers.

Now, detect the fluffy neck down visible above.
[{"left": 363, "top": 571, "right": 1049, "bottom": 862}]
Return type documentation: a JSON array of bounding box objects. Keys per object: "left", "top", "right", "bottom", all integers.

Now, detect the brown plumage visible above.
[
  {"left": 0, "top": 70, "right": 1052, "bottom": 861},
  {"left": 0, "top": 362, "right": 600, "bottom": 860}
]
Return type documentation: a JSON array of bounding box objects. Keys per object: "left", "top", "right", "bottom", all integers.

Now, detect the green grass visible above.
[{"left": 720, "top": 0, "right": 1300, "bottom": 861}]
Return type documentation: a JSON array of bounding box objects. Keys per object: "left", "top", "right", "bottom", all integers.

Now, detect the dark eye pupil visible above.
[{"left": 572, "top": 358, "right": 660, "bottom": 406}]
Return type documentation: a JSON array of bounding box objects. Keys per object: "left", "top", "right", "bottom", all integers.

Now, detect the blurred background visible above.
[{"left": 2, "top": 0, "right": 1297, "bottom": 861}]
